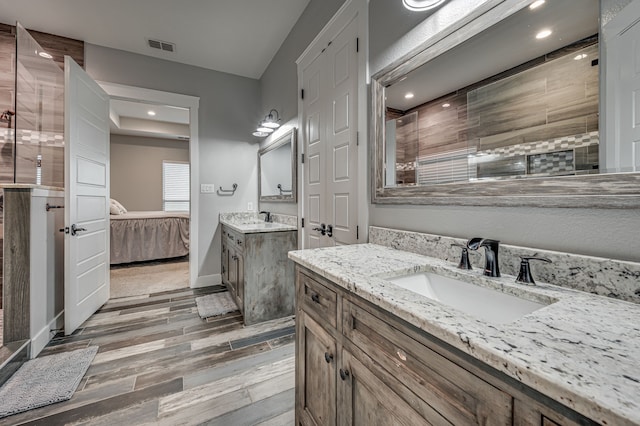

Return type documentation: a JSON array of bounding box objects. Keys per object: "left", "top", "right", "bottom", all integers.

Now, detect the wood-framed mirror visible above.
[
  {"left": 258, "top": 127, "right": 297, "bottom": 203},
  {"left": 371, "top": 0, "right": 640, "bottom": 208}
]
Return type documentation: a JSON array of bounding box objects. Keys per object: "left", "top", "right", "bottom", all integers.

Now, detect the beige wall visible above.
[{"left": 110, "top": 134, "right": 189, "bottom": 212}]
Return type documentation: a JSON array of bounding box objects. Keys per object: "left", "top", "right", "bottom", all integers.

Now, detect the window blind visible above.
[
  {"left": 417, "top": 147, "right": 477, "bottom": 185},
  {"left": 163, "top": 161, "right": 190, "bottom": 212}
]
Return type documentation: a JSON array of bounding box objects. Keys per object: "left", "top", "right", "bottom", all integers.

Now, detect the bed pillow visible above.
[{"left": 110, "top": 198, "right": 127, "bottom": 215}]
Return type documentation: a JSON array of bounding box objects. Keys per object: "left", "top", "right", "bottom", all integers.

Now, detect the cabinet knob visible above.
[
  {"left": 237, "top": 239, "right": 242, "bottom": 245},
  {"left": 324, "top": 352, "right": 334, "bottom": 363},
  {"left": 339, "top": 368, "right": 350, "bottom": 381},
  {"left": 311, "top": 293, "right": 320, "bottom": 304}
]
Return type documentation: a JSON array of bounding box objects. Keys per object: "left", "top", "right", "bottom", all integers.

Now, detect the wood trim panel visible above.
[{"left": 2, "top": 188, "right": 31, "bottom": 343}]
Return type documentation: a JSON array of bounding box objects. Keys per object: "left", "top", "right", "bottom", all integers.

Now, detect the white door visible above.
[
  {"left": 64, "top": 57, "right": 110, "bottom": 335},
  {"left": 302, "top": 17, "right": 359, "bottom": 248}
]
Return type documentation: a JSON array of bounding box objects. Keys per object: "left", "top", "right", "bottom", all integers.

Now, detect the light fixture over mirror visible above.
[
  {"left": 261, "top": 109, "right": 281, "bottom": 129},
  {"left": 402, "top": 0, "right": 447, "bottom": 11},
  {"left": 253, "top": 108, "right": 281, "bottom": 137}
]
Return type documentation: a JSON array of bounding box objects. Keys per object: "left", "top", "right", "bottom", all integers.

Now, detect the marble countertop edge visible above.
[{"left": 288, "top": 244, "right": 640, "bottom": 426}]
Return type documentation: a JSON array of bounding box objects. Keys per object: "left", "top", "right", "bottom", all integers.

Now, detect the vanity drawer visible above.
[
  {"left": 223, "top": 226, "right": 245, "bottom": 251},
  {"left": 342, "top": 299, "right": 513, "bottom": 425},
  {"left": 297, "top": 269, "right": 337, "bottom": 329}
]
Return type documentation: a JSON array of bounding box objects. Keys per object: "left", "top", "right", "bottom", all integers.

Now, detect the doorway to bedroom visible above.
[{"left": 108, "top": 97, "right": 192, "bottom": 298}]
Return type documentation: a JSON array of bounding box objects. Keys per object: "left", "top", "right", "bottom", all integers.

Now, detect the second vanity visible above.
[
  {"left": 220, "top": 212, "right": 297, "bottom": 325},
  {"left": 289, "top": 242, "right": 640, "bottom": 426}
]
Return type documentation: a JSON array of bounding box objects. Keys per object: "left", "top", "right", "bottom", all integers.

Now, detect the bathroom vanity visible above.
[
  {"left": 220, "top": 213, "right": 297, "bottom": 325},
  {"left": 290, "top": 243, "right": 640, "bottom": 426}
]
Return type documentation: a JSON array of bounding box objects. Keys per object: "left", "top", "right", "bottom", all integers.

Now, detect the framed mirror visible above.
[
  {"left": 372, "top": 0, "right": 640, "bottom": 208},
  {"left": 259, "top": 128, "right": 297, "bottom": 202}
]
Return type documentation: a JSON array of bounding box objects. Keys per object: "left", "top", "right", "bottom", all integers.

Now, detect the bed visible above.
[{"left": 110, "top": 210, "right": 190, "bottom": 265}]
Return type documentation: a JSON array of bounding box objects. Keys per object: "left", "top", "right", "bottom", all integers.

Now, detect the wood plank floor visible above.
[{"left": 0, "top": 285, "right": 295, "bottom": 425}]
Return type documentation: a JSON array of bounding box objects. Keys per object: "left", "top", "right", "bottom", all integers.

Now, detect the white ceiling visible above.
[
  {"left": 109, "top": 99, "right": 191, "bottom": 140},
  {"left": 0, "top": 0, "right": 311, "bottom": 79}
]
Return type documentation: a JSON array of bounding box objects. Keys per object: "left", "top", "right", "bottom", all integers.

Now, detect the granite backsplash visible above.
[{"left": 369, "top": 226, "right": 640, "bottom": 304}]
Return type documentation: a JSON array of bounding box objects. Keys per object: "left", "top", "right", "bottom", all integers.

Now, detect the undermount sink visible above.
[{"left": 386, "top": 272, "right": 549, "bottom": 324}]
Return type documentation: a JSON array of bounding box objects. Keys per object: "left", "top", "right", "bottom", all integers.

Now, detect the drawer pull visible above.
[
  {"left": 227, "top": 234, "right": 234, "bottom": 240},
  {"left": 311, "top": 293, "right": 320, "bottom": 304},
  {"left": 324, "top": 352, "right": 334, "bottom": 363},
  {"left": 339, "top": 368, "right": 350, "bottom": 381}
]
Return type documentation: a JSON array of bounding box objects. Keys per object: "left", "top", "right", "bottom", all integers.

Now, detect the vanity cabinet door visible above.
[
  {"left": 235, "top": 251, "right": 244, "bottom": 311},
  {"left": 513, "top": 397, "right": 596, "bottom": 426},
  {"left": 296, "top": 311, "right": 337, "bottom": 426},
  {"left": 221, "top": 239, "right": 229, "bottom": 285},
  {"left": 338, "top": 348, "right": 446, "bottom": 426}
]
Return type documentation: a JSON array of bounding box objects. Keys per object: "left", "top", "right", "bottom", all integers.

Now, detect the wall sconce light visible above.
[
  {"left": 253, "top": 109, "right": 281, "bottom": 137},
  {"left": 402, "top": 0, "right": 447, "bottom": 11}
]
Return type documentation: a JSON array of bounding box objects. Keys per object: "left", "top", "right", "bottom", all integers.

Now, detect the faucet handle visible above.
[
  {"left": 451, "top": 243, "right": 472, "bottom": 270},
  {"left": 516, "top": 256, "right": 552, "bottom": 286}
]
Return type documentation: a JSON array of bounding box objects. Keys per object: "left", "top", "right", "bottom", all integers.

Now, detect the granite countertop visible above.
[
  {"left": 220, "top": 217, "right": 297, "bottom": 234},
  {"left": 288, "top": 243, "right": 640, "bottom": 426}
]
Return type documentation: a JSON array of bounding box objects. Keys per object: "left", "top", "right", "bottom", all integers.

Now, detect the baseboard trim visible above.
[
  {"left": 30, "top": 311, "right": 64, "bottom": 359},
  {"left": 193, "top": 273, "right": 222, "bottom": 288}
]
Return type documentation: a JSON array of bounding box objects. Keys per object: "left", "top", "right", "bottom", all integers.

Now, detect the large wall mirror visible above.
[
  {"left": 372, "top": 0, "right": 640, "bottom": 208},
  {"left": 259, "top": 128, "right": 297, "bottom": 202}
]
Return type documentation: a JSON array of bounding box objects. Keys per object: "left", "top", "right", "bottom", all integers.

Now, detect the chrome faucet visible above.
[
  {"left": 467, "top": 238, "right": 500, "bottom": 277},
  {"left": 259, "top": 211, "right": 271, "bottom": 222}
]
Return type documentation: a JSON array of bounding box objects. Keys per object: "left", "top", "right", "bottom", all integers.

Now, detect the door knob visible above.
[
  {"left": 326, "top": 224, "right": 333, "bottom": 237},
  {"left": 312, "top": 223, "right": 327, "bottom": 235},
  {"left": 70, "top": 224, "right": 87, "bottom": 236}
]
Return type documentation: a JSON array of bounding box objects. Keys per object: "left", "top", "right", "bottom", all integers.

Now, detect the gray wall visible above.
[
  {"left": 86, "top": 44, "right": 260, "bottom": 278},
  {"left": 258, "top": 0, "right": 345, "bottom": 217},
  {"left": 110, "top": 134, "right": 189, "bottom": 211},
  {"left": 368, "top": 0, "right": 640, "bottom": 263}
]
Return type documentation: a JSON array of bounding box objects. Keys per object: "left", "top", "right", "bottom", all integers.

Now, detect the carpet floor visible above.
[{"left": 110, "top": 257, "right": 189, "bottom": 299}]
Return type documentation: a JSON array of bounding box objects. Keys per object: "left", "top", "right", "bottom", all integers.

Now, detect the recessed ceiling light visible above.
[
  {"left": 38, "top": 51, "right": 53, "bottom": 59},
  {"left": 147, "top": 110, "right": 156, "bottom": 116},
  {"left": 442, "top": 103, "right": 451, "bottom": 108},
  {"left": 536, "top": 29, "right": 552, "bottom": 39},
  {"left": 402, "top": 0, "right": 447, "bottom": 11},
  {"left": 529, "top": 0, "right": 545, "bottom": 10},
  {"left": 405, "top": 92, "right": 415, "bottom": 99},
  {"left": 574, "top": 54, "right": 588, "bottom": 60}
]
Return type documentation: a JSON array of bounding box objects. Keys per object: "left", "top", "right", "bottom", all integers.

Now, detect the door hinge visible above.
[
  {"left": 357, "top": 225, "right": 359, "bottom": 240},
  {"left": 301, "top": 153, "right": 305, "bottom": 163},
  {"left": 301, "top": 218, "right": 305, "bottom": 228},
  {"left": 301, "top": 89, "right": 304, "bottom": 99},
  {"left": 356, "top": 37, "right": 359, "bottom": 53}
]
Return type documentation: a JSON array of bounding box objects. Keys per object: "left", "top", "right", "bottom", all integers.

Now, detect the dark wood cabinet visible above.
[
  {"left": 296, "top": 311, "right": 337, "bottom": 426},
  {"left": 295, "top": 266, "right": 599, "bottom": 426}
]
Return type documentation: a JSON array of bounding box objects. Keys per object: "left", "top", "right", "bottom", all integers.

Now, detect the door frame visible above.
[
  {"left": 97, "top": 81, "right": 200, "bottom": 288},
  {"left": 296, "top": 0, "right": 369, "bottom": 249}
]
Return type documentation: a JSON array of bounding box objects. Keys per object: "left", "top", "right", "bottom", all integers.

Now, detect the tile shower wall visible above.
[
  {"left": 370, "top": 226, "right": 640, "bottom": 304},
  {"left": 0, "top": 23, "right": 84, "bottom": 186},
  {"left": 389, "top": 38, "right": 599, "bottom": 184}
]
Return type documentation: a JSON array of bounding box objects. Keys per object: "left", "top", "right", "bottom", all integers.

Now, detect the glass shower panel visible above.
[
  {"left": 15, "top": 22, "right": 64, "bottom": 187},
  {"left": 0, "top": 28, "right": 15, "bottom": 183}
]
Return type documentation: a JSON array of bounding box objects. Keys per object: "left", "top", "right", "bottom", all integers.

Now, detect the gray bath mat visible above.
[
  {"left": 196, "top": 291, "right": 239, "bottom": 318},
  {"left": 0, "top": 346, "right": 98, "bottom": 419}
]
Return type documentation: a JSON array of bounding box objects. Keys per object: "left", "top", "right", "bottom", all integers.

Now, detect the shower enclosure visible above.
[{"left": 1, "top": 23, "right": 66, "bottom": 348}]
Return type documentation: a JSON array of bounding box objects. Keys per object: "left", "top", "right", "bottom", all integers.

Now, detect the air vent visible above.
[{"left": 147, "top": 38, "right": 176, "bottom": 53}]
